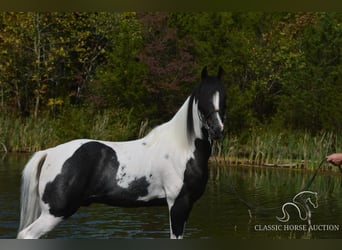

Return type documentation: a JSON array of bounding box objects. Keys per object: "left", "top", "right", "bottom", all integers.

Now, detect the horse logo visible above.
[{"left": 276, "top": 191, "right": 319, "bottom": 226}]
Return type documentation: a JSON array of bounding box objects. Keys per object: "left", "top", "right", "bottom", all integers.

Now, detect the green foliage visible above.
[
  {"left": 0, "top": 113, "right": 59, "bottom": 152},
  {"left": 0, "top": 12, "right": 119, "bottom": 117},
  {"left": 93, "top": 13, "right": 151, "bottom": 124},
  {"left": 273, "top": 13, "right": 342, "bottom": 133},
  {"left": 53, "top": 105, "right": 137, "bottom": 142},
  {"left": 0, "top": 106, "right": 137, "bottom": 152},
  {"left": 1, "top": 12, "right": 342, "bottom": 156},
  {"left": 217, "top": 127, "right": 342, "bottom": 170}
]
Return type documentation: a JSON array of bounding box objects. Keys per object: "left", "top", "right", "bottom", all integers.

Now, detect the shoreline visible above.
[
  {"left": 209, "top": 157, "right": 342, "bottom": 174},
  {"left": 2, "top": 151, "right": 340, "bottom": 174}
]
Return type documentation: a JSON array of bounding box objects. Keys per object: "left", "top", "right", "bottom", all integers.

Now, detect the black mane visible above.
[{"left": 186, "top": 93, "right": 196, "bottom": 141}]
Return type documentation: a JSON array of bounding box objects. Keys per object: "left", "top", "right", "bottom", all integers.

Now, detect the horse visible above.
[
  {"left": 276, "top": 191, "right": 319, "bottom": 227},
  {"left": 17, "top": 66, "right": 227, "bottom": 239}
]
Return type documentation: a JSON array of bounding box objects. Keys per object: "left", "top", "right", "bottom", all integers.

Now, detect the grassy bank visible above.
[
  {"left": 213, "top": 128, "right": 342, "bottom": 170},
  {"left": 1, "top": 112, "right": 341, "bottom": 171},
  {"left": 0, "top": 107, "right": 137, "bottom": 153}
]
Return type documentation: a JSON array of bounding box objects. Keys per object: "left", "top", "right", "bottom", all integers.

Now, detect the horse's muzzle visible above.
[
  {"left": 206, "top": 112, "right": 224, "bottom": 140},
  {"left": 209, "top": 126, "right": 224, "bottom": 140}
]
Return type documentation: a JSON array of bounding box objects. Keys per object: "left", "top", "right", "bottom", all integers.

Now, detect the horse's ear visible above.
[
  {"left": 217, "top": 66, "right": 224, "bottom": 80},
  {"left": 201, "top": 66, "right": 208, "bottom": 80}
]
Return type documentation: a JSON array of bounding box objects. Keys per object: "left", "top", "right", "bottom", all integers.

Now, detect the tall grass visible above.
[
  {"left": 2, "top": 109, "right": 342, "bottom": 171},
  {"left": 0, "top": 115, "right": 57, "bottom": 152},
  {"left": 0, "top": 107, "right": 137, "bottom": 153},
  {"left": 215, "top": 128, "right": 342, "bottom": 170}
]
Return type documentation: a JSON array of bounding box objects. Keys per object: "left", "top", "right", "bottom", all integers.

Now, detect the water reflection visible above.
[
  {"left": 206, "top": 165, "right": 342, "bottom": 239},
  {"left": 0, "top": 154, "right": 341, "bottom": 239}
]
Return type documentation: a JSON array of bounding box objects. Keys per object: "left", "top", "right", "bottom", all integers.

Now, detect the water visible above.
[{"left": 1, "top": 153, "right": 342, "bottom": 239}]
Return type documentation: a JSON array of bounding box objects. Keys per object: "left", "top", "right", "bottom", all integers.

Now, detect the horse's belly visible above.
[
  {"left": 88, "top": 172, "right": 167, "bottom": 208},
  {"left": 96, "top": 196, "right": 168, "bottom": 207},
  {"left": 91, "top": 186, "right": 167, "bottom": 207}
]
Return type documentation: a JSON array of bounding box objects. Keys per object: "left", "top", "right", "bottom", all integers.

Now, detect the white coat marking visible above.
[{"left": 212, "top": 91, "right": 224, "bottom": 130}]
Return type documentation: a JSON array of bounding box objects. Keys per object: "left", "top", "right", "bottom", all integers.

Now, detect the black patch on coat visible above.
[
  {"left": 170, "top": 138, "right": 211, "bottom": 238},
  {"left": 42, "top": 141, "right": 166, "bottom": 218}
]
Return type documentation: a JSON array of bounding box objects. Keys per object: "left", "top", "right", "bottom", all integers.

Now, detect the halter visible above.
[
  {"left": 205, "top": 109, "right": 220, "bottom": 122},
  {"left": 199, "top": 109, "right": 220, "bottom": 130}
]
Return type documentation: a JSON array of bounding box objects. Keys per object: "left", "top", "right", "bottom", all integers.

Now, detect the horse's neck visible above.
[
  {"left": 141, "top": 96, "right": 211, "bottom": 171},
  {"left": 167, "top": 95, "right": 207, "bottom": 147},
  {"left": 143, "top": 95, "right": 209, "bottom": 153}
]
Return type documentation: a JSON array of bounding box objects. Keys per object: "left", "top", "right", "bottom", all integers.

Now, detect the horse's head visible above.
[
  {"left": 307, "top": 192, "right": 319, "bottom": 209},
  {"left": 192, "top": 66, "right": 227, "bottom": 140},
  {"left": 294, "top": 191, "right": 319, "bottom": 209}
]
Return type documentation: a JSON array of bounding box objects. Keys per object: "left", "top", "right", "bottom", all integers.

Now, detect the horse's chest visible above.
[
  {"left": 161, "top": 156, "right": 209, "bottom": 205},
  {"left": 183, "top": 158, "right": 208, "bottom": 198},
  {"left": 179, "top": 139, "right": 211, "bottom": 200}
]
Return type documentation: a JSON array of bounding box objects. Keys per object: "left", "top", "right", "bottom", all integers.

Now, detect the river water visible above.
[{"left": 0, "top": 154, "right": 341, "bottom": 239}]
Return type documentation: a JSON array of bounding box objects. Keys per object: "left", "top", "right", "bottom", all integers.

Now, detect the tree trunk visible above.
[
  {"left": 33, "top": 13, "right": 41, "bottom": 120},
  {"left": 1, "top": 84, "right": 3, "bottom": 108}
]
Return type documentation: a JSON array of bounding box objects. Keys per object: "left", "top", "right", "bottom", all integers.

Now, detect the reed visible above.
[
  {"left": 0, "top": 114, "right": 55, "bottom": 152},
  {"left": 2, "top": 109, "right": 341, "bottom": 170},
  {"left": 87, "top": 108, "right": 135, "bottom": 141},
  {"left": 216, "top": 128, "right": 341, "bottom": 170},
  {"left": 0, "top": 107, "right": 137, "bottom": 153}
]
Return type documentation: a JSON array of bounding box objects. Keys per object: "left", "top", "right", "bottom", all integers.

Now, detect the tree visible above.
[
  {"left": 274, "top": 13, "right": 342, "bottom": 132},
  {"left": 0, "top": 12, "right": 119, "bottom": 118},
  {"left": 137, "top": 12, "right": 197, "bottom": 121},
  {"left": 93, "top": 13, "right": 149, "bottom": 118}
]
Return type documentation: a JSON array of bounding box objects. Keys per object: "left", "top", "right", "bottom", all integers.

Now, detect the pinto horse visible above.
[{"left": 17, "top": 67, "right": 227, "bottom": 239}]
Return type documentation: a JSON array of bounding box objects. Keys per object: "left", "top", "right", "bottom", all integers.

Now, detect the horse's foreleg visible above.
[
  {"left": 168, "top": 196, "right": 192, "bottom": 239},
  {"left": 17, "top": 212, "right": 63, "bottom": 239}
]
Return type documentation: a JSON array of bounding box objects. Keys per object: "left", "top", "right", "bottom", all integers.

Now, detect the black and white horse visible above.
[{"left": 17, "top": 67, "right": 227, "bottom": 239}]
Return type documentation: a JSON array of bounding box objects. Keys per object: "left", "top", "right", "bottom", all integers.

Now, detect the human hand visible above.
[{"left": 326, "top": 153, "right": 342, "bottom": 166}]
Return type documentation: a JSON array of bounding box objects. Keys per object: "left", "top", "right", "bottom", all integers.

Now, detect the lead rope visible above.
[
  {"left": 302, "top": 158, "right": 326, "bottom": 191},
  {"left": 226, "top": 157, "right": 329, "bottom": 216}
]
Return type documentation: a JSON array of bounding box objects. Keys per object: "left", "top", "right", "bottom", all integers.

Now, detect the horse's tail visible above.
[
  {"left": 18, "top": 151, "right": 47, "bottom": 234},
  {"left": 276, "top": 203, "right": 291, "bottom": 223}
]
